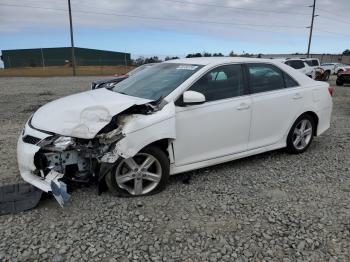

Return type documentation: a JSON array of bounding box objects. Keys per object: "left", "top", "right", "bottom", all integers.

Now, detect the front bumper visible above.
[
  {"left": 337, "top": 75, "right": 350, "bottom": 83},
  {"left": 17, "top": 137, "right": 50, "bottom": 192},
  {"left": 17, "top": 122, "right": 70, "bottom": 206},
  {"left": 17, "top": 121, "right": 53, "bottom": 192}
]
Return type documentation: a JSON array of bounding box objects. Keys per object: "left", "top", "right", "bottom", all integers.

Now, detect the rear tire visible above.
[
  {"left": 337, "top": 69, "right": 343, "bottom": 76},
  {"left": 286, "top": 114, "right": 315, "bottom": 154},
  {"left": 106, "top": 146, "right": 169, "bottom": 197},
  {"left": 336, "top": 79, "right": 344, "bottom": 86}
]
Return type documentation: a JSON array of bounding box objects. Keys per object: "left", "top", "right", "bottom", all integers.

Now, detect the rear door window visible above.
[
  {"left": 247, "top": 63, "right": 285, "bottom": 94},
  {"left": 284, "top": 73, "right": 299, "bottom": 88}
]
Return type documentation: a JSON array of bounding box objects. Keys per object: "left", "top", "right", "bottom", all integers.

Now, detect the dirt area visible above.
[
  {"left": 0, "top": 76, "right": 349, "bottom": 261},
  {"left": 0, "top": 66, "right": 133, "bottom": 77},
  {"left": 0, "top": 76, "right": 95, "bottom": 185}
]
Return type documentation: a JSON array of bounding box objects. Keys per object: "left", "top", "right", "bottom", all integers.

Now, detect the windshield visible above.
[
  {"left": 128, "top": 64, "right": 154, "bottom": 76},
  {"left": 112, "top": 63, "right": 203, "bottom": 100}
]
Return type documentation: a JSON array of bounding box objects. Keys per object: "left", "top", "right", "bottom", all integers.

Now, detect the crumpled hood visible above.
[{"left": 31, "top": 88, "right": 150, "bottom": 138}]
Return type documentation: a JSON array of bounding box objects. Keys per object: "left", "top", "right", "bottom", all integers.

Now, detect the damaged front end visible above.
[{"left": 17, "top": 98, "right": 174, "bottom": 207}]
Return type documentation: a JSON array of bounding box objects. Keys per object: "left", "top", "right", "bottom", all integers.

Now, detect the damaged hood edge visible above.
[{"left": 31, "top": 88, "right": 151, "bottom": 139}]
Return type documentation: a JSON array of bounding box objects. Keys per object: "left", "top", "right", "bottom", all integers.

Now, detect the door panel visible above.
[
  {"left": 248, "top": 88, "right": 304, "bottom": 149},
  {"left": 173, "top": 97, "right": 252, "bottom": 166},
  {"left": 245, "top": 63, "right": 304, "bottom": 149},
  {"left": 173, "top": 63, "right": 252, "bottom": 166}
]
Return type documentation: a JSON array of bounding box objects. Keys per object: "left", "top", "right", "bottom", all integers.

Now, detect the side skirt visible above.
[{"left": 169, "top": 142, "right": 285, "bottom": 175}]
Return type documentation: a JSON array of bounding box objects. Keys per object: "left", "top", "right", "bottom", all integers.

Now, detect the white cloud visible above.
[
  {"left": 0, "top": 0, "right": 349, "bottom": 54},
  {"left": 0, "top": 0, "right": 348, "bottom": 35}
]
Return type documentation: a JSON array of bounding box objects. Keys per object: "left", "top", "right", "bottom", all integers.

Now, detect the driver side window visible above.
[{"left": 189, "top": 64, "right": 244, "bottom": 102}]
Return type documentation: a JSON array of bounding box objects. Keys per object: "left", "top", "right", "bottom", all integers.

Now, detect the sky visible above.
[{"left": 0, "top": 0, "right": 349, "bottom": 62}]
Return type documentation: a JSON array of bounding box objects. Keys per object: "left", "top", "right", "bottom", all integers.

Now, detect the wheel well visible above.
[
  {"left": 146, "top": 139, "right": 171, "bottom": 157},
  {"left": 301, "top": 111, "right": 319, "bottom": 136}
]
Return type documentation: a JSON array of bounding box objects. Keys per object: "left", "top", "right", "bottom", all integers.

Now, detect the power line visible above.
[
  {"left": 1, "top": 2, "right": 349, "bottom": 39},
  {"left": 161, "top": 0, "right": 310, "bottom": 16},
  {"left": 315, "top": 28, "right": 350, "bottom": 37},
  {"left": 316, "top": 7, "right": 349, "bottom": 20},
  {"left": 0, "top": 3, "right": 306, "bottom": 29},
  {"left": 315, "top": 8, "right": 350, "bottom": 25}
]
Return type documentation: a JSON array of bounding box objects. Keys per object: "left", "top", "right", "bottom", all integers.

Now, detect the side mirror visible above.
[{"left": 182, "top": 91, "right": 206, "bottom": 105}]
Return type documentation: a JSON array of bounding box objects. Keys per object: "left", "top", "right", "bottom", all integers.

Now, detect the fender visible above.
[{"left": 113, "top": 102, "right": 176, "bottom": 159}]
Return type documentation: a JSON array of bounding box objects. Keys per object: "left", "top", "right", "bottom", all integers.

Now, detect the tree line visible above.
[{"left": 132, "top": 49, "right": 350, "bottom": 65}]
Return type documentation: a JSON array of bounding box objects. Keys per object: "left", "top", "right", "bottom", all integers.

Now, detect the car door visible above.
[
  {"left": 245, "top": 63, "right": 304, "bottom": 150},
  {"left": 173, "top": 64, "right": 252, "bottom": 166}
]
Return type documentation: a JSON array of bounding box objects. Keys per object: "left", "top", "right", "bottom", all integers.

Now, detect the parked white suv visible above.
[
  {"left": 280, "top": 58, "right": 314, "bottom": 78},
  {"left": 17, "top": 57, "right": 333, "bottom": 205}
]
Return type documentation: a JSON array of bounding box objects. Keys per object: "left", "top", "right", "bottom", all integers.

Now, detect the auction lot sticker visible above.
[{"left": 176, "top": 65, "right": 199, "bottom": 70}]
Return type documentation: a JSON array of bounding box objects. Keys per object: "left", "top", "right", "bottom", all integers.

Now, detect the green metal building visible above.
[{"left": 0, "top": 47, "right": 131, "bottom": 68}]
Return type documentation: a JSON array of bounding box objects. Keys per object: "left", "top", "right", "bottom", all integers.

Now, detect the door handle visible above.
[
  {"left": 236, "top": 103, "right": 250, "bottom": 110},
  {"left": 293, "top": 93, "right": 303, "bottom": 100}
]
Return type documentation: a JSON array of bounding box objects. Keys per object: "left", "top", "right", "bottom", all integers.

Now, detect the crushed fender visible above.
[
  {"left": 17, "top": 97, "right": 175, "bottom": 208},
  {"left": 0, "top": 182, "right": 42, "bottom": 215}
]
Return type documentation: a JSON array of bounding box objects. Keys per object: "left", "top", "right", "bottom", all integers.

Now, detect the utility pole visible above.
[
  {"left": 40, "top": 48, "right": 45, "bottom": 69},
  {"left": 307, "top": 0, "right": 318, "bottom": 58},
  {"left": 68, "top": 0, "right": 76, "bottom": 76}
]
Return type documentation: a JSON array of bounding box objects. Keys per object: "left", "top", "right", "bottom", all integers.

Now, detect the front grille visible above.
[{"left": 23, "top": 135, "right": 41, "bottom": 145}]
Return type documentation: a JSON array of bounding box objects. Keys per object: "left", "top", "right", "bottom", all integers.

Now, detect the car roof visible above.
[
  {"left": 276, "top": 58, "right": 304, "bottom": 62},
  {"left": 164, "top": 57, "right": 283, "bottom": 66}
]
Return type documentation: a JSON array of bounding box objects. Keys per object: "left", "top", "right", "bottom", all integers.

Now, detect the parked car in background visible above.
[
  {"left": 280, "top": 58, "right": 314, "bottom": 78},
  {"left": 91, "top": 63, "right": 156, "bottom": 90},
  {"left": 17, "top": 57, "right": 333, "bottom": 205},
  {"left": 320, "top": 63, "right": 335, "bottom": 75},
  {"left": 334, "top": 63, "right": 350, "bottom": 76},
  {"left": 336, "top": 68, "right": 350, "bottom": 86},
  {"left": 302, "top": 58, "right": 331, "bottom": 81}
]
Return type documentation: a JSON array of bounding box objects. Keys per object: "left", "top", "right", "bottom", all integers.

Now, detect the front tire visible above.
[
  {"left": 286, "top": 115, "right": 315, "bottom": 154},
  {"left": 323, "top": 71, "right": 330, "bottom": 81},
  {"left": 106, "top": 146, "right": 169, "bottom": 197}
]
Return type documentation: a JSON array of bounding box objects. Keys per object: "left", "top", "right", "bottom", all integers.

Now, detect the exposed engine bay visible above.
[{"left": 18, "top": 97, "right": 175, "bottom": 207}]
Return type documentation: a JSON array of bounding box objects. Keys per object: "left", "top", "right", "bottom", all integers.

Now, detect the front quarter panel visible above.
[{"left": 114, "top": 102, "right": 176, "bottom": 158}]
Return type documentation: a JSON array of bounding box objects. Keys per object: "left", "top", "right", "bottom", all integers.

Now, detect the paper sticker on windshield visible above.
[{"left": 176, "top": 65, "right": 198, "bottom": 70}]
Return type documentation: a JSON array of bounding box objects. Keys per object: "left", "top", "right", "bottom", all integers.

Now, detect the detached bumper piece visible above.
[
  {"left": 0, "top": 183, "right": 42, "bottom": 215},
  {"left": 50, "top": 172, "right": 71, "bottom": 207}
]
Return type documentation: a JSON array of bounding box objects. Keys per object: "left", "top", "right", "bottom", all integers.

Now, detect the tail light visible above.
[{"left": 328, "top": 86, "right": 335, "bottom": 96}]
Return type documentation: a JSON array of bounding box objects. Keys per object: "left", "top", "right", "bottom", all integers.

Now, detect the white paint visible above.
[
  {"left": 182, "top": 91, "right": 205, "bottom": 104},
  {"left": 31, "top": 88, "right": 150, "bottom": 139},
  {"left": 17, "top": 57, "right": 333, "bottom": 194}
]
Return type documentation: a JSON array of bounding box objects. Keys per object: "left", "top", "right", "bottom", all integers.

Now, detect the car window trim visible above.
[
  {"left": 175, "top": 63, "right": 249, "bottom": 106},
  {"left": 243, "top": 62, "right": 300, "bottom": 95},
  {"left": 175, "top": 93, "right": 252, "bottom": 112}
]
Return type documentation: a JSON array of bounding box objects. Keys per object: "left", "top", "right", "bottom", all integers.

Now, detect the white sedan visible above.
[{"left": 17, "top": 57, "right": 333, "bottom": 205}]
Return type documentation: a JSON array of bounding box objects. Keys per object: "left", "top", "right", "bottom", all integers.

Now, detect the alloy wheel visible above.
[
  {"left": 115, "top": 153, "right": 162, "bottom": 195},
  {"left": 292, "top": 119, "right": 313, "bottom": 150}
]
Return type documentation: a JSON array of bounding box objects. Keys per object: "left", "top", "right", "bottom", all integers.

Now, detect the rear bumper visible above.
[{"left": 316, "top": 105, "right": 332, "bottom": 136}]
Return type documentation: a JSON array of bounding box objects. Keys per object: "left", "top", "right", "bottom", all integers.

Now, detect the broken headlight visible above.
[
  {"left": 53, "top": 136, "right": 75, "bottom": 150},
  {"left": 38, "top": 136, "right": 75, "bottom": 151}
]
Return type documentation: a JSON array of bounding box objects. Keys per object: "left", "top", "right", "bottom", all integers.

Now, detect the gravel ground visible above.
[{"left": 0, "top": 76, "right": 349, "bottom": 261}]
